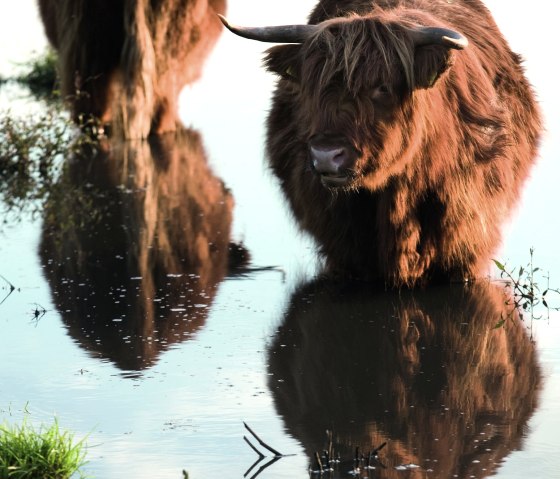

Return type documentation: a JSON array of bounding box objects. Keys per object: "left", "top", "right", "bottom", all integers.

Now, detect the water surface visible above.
[{"left": 1, "top": 1, "right": 558, "bottom": 478}]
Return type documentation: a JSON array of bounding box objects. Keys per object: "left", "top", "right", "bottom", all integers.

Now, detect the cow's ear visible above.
[
  {"left": 413, "top": 45, "right": 455, "bottom": 89},
  {"left": 264, "top": 44, "right": 301, "bottom": 82}
]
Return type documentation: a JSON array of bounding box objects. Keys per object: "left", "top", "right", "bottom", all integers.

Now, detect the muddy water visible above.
[{"left": 1, "top": 1, "right": 559, "bottom": 478}]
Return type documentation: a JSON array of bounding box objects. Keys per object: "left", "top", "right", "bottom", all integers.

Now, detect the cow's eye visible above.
[
  {"left": 373, "top": 84, "right": 390, "bottom": 98},
  {"left": 371, "top": 84, "right": 394, "bottom": 106},
  {"left": 283, "top": 65, "right": 298, "bottom": 81}
]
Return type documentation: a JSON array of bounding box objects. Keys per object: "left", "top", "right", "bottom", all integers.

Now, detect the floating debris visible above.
[
  {"left": 242, "top": 422, "right": 295, "bottom": 479},
  {"left": 394, "top": 463, "right": 420, "bottom": 471}
]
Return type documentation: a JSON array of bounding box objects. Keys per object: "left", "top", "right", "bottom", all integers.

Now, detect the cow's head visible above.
[{"left": 220, "top": 13, "right": 467, "bottom": 189}]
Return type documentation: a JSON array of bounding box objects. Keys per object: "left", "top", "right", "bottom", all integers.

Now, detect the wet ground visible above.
[{"left": 1, "top": 1, "right": 559, "bottom": 478}]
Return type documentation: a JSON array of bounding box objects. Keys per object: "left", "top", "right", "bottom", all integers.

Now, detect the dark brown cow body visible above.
[
  {"left": 221, "top": 0, "right": 542, "bottom": 287},
  {"left": 37, "top": 0, "right": 225, "bottom": 139}
]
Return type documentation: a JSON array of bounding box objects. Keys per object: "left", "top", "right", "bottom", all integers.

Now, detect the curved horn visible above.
[
  {"left": 218, "top": 14, "right": 319, "bottom": 43},
  {"left": 408, "top": 26, "right": 468, "bottom": 50}
]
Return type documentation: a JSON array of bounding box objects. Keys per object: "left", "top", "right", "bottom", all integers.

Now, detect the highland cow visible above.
[
  {"left": 37, "top": 0, "right": 225, "bottom": 139},
  {"left": 220, "top": 0, "right": 542, "bottom": 287}
]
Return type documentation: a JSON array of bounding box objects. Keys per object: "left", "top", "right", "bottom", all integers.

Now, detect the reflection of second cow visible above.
[{"left": 40, "top": 130, "right": 247, "bottom": 370}]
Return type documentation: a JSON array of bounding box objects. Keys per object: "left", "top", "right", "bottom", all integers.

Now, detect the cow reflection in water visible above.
[
  {"left": 40, "top": 130, "right": 244, "bottom": 371},
  {"left": 268, "top": 281, "right": 540, "bottom": 478}
]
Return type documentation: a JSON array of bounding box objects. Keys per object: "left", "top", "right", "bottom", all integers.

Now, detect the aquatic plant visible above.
[
  {"left": 493, "top": 248, "right": 560, "bottom": 327},
  {"left": 0, "top": 46, "right": 106, "bottom": 226},
  {"left": 0, "top": 108, "right": 71, "bottom": 221},
  {"left": 0, "top": 104, "right": 99, "bottom": 224},
  {"left": 0, "top": 418, "right": 88, "bottom": 479}
]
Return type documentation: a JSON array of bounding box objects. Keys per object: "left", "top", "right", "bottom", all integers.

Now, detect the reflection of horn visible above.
[
  {"left": 40, "top": 130, "right": 246, "bottom": 371},
  {"left": 268, "top": 280, "right": 541, "bottom": 477},
  {"left": 218, "top": 14, "right": 319, "bottom": 43}
]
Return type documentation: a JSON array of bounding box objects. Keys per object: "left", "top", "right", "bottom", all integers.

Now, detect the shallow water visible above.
[{"left": 1, "top": 1, "right": 559, "bottom": 478}]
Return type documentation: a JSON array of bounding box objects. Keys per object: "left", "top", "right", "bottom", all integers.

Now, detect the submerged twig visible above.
[
  {"left": 242, "top": 422, "right": 294, "bottom": 478},
  {"left": 243, "top": 421, "right": 283, "bottom": 457},
  {"left": 247, "top": 456, "right": 281, "bottom": 479},
  {"left": 30, "top": 303, "right": 48, "bottom": 324},
  {"left": 243, "top": 455, "right": 264, "bottom": 478},
  {"left": 372, "top": 441, "right": 387, "bottom": 455},
  {"left": 314, "top": 451, "right": 324, "bottom": 473},
  {"left": 369, "top": 442, "right": 388, "bottom": 469},
  {"left": 243, "top": 436, "right": 265, "bottom": 459},
  {"left": 0, "top": 273, "right": 15, "bottom": 291},
  {"left": 326, "top": 429, "right": 333, "bottom": 463},
  {"left": 227, "top": 265, "right": 286, "bottom": 282},
  {"left": 0, "top": 273, "right": 16, "bottom": 306}
]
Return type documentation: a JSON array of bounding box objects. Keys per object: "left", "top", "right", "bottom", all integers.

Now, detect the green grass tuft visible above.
[{"left": 0, "top": 419, "right": 88, "bottom": 479}]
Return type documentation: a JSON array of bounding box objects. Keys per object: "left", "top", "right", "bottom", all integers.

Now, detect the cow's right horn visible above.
[{"left": 218, "top": 14, "right": 318, "bottom": 43}]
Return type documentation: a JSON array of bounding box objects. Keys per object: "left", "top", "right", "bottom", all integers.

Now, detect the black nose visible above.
[{"left": 310, "top": 144, "right": 354, "bottom": 176}]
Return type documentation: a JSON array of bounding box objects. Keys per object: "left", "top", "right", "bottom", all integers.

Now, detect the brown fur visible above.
[
  {"left": 262, "top": 0, "right": 542, "bottom": 287},
  {"left": 39, "top": 131, "right": 245, "bottom": 370},
  {"left": 268, "top": 279, "right": 541, "bottom": 476},
  {"left": 37, "top": 0, "right": 225, "bottom": 139}
]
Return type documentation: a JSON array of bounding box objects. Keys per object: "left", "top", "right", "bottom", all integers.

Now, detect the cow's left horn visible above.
[
  {"left": 409, "top": 26, "right": 468, "bottom": 50},
  {"left": 218, "top": 14, "right": 319, "bottom": 43}
]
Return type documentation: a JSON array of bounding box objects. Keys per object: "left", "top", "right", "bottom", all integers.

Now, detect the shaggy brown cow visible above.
[
  {"left": 37, "top": 0, "right": 225, "bottom": 139},
  {"left": 220, "top": 0, "right": 542, "bottom": 287}
]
